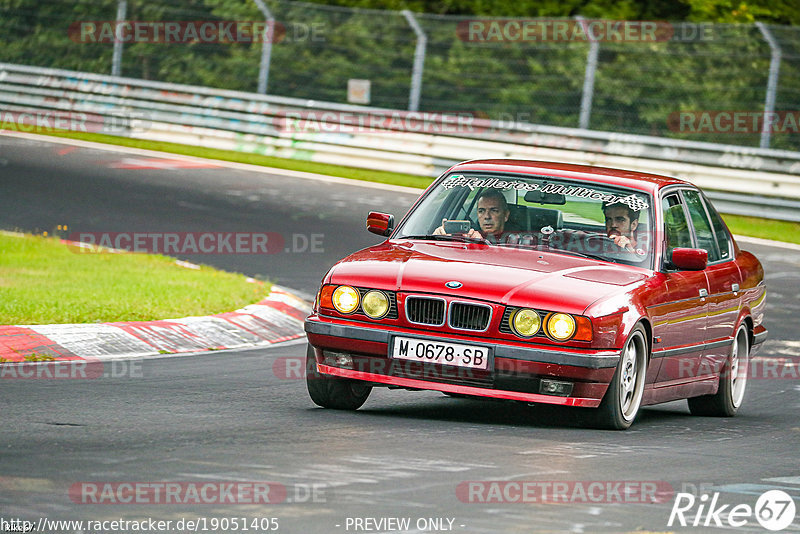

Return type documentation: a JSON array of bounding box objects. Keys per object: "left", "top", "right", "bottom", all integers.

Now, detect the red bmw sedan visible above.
[{"left": 304, "top": 159, "right": 768, "bottom": 429}]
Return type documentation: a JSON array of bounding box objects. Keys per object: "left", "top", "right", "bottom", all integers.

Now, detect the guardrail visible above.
[{"left": 2, "top": 62, "right": 800, "bottom": 221}]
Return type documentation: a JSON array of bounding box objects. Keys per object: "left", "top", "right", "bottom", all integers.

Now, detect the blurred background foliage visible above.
[{"left": 0, "top": 0, "right": 798, "bottom": 149}]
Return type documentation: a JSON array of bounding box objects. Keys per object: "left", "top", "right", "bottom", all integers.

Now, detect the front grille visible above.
[
  {"left": 405, "top": 296, "right": 445, "bottom": 325},
  {"left": 499, "top": 307, "right": 515, "bottom": 335},
  {"left": 449, "top": 302, "right": 491, "bottom": 331}
]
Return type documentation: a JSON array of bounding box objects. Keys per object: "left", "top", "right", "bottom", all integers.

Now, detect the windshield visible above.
[{"left": 395, "top": 172, "right": 654, "bottom": 268}]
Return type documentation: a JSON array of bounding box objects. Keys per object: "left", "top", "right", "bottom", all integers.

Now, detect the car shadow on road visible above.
[{"left": 351, "top": 393, "right": 695, "bottom": 430}]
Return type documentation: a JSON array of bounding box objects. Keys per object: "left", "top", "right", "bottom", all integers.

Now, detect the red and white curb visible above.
[{"left": 0, "top": 286, "right": 310, "bottom": 362}]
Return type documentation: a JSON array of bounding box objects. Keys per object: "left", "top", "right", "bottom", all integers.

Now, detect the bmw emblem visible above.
[{"left": 445, "top": 281, "right": 463, "bottom": 289}]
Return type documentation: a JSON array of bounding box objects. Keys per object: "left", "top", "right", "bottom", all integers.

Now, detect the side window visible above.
[
  {"left": 662, "top": 194, "right": 692, "bottom": 260},
  {"left": 702, "top": 195, "right": 732, "bottom": 261},
  {"left": 682, "top": 190, "right": 720, "bottom": 262}
]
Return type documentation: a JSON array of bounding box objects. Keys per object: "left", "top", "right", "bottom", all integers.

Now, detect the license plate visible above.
[{"left": 391, "top": 337, "right": 490, "bottom": 370}]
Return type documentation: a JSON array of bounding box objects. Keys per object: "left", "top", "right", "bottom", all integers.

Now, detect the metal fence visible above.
[
  {"left": 3, "top": 62, "right": 800, "bottom": 221},
  {"left": 1, "top": 0, "right": 799, "bottom": 151}
]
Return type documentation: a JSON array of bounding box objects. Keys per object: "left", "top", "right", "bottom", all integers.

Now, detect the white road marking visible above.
[
  {"left": 764, "top": 477, "right": 800, "bottom": 485},
  {"left": 735, "top": 235, "right": 800, "bottom": 251}
]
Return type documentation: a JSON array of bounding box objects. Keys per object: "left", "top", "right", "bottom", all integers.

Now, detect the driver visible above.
[
  {"left": 434, "top": 189, "right": 510, "bottom": 241},
  {"left": 603, "top": 202, "right": 639, "bottom": 252}
]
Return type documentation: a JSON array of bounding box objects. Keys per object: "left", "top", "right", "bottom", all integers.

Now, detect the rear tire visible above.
[
  {"left": 306, "top": 345, "right": 371, "bottom": 410},
  {"left": 688, "top": 324, "right": 749, "bottom": 417},
  {"left": 595, "top": 325, "right": 648, "bottom": 430}
]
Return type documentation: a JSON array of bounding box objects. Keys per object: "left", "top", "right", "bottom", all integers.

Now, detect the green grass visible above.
[
  {"left": 35, "top": 129, "right": 800, "bottom": 245},
  {"left": 720, "top": 213, "right": 800, "bottom": 245},
  {"left": 0, "top": 233, "right": 269, "bottom": 325}
]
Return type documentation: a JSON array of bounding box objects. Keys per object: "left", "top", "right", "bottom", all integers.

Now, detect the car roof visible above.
[{"left": 447, "top": 159, "right": 690, "bottom": 195}]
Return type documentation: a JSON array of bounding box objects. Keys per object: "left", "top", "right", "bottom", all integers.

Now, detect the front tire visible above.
[
  {"left": 595, "top": 325, "right": 648, "bottom": 430},
  {"left": 306, "top": 345, "right": 372, "bottom": 410},
  {"left": 688, "top": 324, "right": 749, "bottom": 417}
]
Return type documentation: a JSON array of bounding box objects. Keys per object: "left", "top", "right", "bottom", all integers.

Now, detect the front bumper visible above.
[{"left": 305, "top": 316, "right": 622, "bottom": 408}]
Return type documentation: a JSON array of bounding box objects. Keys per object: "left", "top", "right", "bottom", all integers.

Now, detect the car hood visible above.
[{"left": 328, "top": 241, "right": 649, "bottom": 315}]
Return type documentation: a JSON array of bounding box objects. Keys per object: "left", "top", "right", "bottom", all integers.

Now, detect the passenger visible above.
[{"left": 434, "top": 189, "right": 510, "bottom": 241}]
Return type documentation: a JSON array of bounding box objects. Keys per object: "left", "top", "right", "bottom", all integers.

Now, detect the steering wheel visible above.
[{"left": 584, "top": 234, "right": 625, "bottom": 255}]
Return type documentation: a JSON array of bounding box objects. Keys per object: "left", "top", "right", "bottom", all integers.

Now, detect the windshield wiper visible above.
[
  {"left": 546, "top": 247, "right": 606, "bottom": 261},
  {"left": 401, "top": 234, "right": 490, "bottom": 245},
  {"left": 494, "top": 241, "right": 607, "bottom": 261}
]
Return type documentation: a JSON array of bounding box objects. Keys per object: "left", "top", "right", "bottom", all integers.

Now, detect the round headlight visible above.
[
  {"left": 510, "top": 308, "right": 541, "bottom": 337},
  {"left": 546, "top": 313, "right": 576, "bottom": 341},
  {"left": 332, "top": 285, "right": 360, "bottom": 314},
  {"left": 362, "top": 290, "right": 389, "bottom": 319}
]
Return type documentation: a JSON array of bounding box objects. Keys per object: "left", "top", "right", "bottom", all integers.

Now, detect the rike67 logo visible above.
[{"left": 668, "top": 490, "right": 796, "bottom": 531}]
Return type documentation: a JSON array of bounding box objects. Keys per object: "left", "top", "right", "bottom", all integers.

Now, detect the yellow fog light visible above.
[
  {"left": 362, "top": 290, "right": 389, "bottom": 319},
  {"left": 546, "top": 313, "right": 576, "bottom": 341},
  {"left": 332, "top": 285, "right": 360, "bottom": 314},
  {"left": 510, "top": 308, "right": 541, "bottom": 337}
]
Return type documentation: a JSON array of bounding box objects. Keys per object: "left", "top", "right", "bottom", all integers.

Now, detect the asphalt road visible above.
[
  {"left": 0, "top": 134, "right": 413, "bottom": 295},
  {"left": 1, "top": 134, "right": 799, "bottom": 534}
]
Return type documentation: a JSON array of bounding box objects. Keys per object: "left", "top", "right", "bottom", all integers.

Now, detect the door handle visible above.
[
  {"left": 699, "top": 289, "right": 708, "bottom": 298},
  {"left": 732, "top": 283, "right": 740, "bottom": 293}
]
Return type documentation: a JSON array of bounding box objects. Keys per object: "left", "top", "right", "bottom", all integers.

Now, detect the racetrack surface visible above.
[
  {"left": 0, "top": 134, "right": 413, "bottom": 295},
  {"left": 2, "top": 134, "right": 799, "bottom": 533}
]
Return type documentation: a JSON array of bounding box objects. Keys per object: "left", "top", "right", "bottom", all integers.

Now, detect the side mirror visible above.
[
  {"left": 366, "top": 211, "right": 394, "bottom": 237},
  {"left": 670, "top": 247, "right": 708, "bottom": 271}
]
